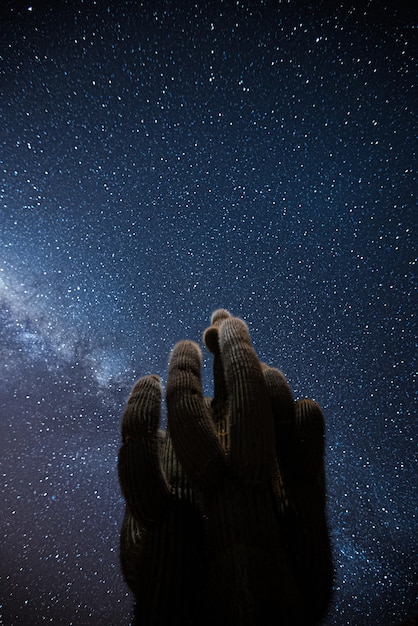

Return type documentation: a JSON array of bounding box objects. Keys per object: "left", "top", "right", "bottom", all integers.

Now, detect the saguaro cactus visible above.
[{"left": 118, "top": 309, "right": 333, "bottom": 625}]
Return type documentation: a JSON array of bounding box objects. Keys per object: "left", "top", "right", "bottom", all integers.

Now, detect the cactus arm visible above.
[
  {"left": 262, "top": 365, "right": 297, "bottom": 481},
  {"left": 118, "top": 374, "right": 208, "bottom": 625},
  {"left": 166, "top": 340, "right": 227, "bottom": 490},
  {"left": 294, "top": 398, "right": 327, "bottom": 482},
  {"left": 118, "top": 375, "right": 171, "bottom": 528},
  {"left": 262, "top": 365, "right": 333, "bottom": 622},
  {"left": 210, "top": 314, "right": 277, "bottom": 484}
]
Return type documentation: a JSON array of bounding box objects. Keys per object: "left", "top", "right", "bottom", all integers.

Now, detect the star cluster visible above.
[{"left": 0, "top": 1, "right": 416, "bottom": 624}]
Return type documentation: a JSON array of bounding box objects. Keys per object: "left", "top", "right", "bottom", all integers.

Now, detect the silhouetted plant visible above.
[{"left": 118, "top": 309, "right": 333, "bottom": 625}]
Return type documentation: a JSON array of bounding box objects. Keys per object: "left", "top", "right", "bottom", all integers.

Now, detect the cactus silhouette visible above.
[{"left": 118, "top": 309, "right": 333, "bottom": 625}]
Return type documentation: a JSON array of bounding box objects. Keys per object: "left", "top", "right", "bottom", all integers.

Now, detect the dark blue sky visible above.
[{"left": 1, "top": 1, "right": 416, "bottom": 624}]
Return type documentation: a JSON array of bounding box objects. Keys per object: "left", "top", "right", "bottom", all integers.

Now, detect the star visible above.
[{"left": 0, "top": 1, "right": 416, "bottom": 624}]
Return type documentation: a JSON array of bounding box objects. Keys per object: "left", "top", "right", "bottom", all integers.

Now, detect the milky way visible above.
[{"left": 1, "top": 1, "right": 416, "bottom": 624}]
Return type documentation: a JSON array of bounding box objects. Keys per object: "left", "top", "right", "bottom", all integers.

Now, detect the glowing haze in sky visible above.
[{"left": 1, "top": 1, "right": 416, "bottom": 624}]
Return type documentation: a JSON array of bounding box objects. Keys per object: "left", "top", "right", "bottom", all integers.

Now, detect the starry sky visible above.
[{"left": 0, "top": 0, "right": 416, "bottom": 624}]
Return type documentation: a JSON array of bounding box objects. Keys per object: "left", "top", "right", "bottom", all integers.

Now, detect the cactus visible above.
[
  {"left": 118, "top": 309, "right": 333, "bottom": 625},
  {"left": 118, "top": 375, "right": 207, "bottom": 625}
]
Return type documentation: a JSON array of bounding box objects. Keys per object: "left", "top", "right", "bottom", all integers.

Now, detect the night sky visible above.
[{"left": 1, "top": 0, "right": 416, "bottom": 624}]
